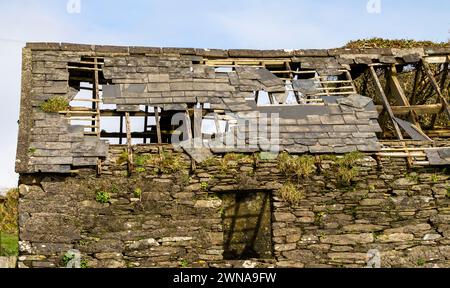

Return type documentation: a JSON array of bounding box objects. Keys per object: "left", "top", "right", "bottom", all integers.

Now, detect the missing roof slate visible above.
[{"left": 20, "top": 43, "right": 450, "bottom": 172}]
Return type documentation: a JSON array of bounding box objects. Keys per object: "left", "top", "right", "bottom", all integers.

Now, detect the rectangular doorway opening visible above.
[{"left": 221, "top": 191, "right": 273, "bottom": 260}]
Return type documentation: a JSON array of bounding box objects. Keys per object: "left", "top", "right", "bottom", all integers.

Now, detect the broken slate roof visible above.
[{"left": 16, "top": 43, "right": 450, "bottom": 173}]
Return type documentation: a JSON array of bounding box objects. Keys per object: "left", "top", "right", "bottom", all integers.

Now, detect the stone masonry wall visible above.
[{"left": 18, "top": 146, "right": 450, "bottom": 268}]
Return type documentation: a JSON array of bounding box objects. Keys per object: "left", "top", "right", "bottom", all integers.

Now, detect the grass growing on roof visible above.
[{"left": 345, "top": 38, "right": 449, "bottom": 49}]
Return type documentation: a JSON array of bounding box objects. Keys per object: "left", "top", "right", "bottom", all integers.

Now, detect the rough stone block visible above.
[{"left": 320, "top": 233, "right": 374, "bottom": 245}]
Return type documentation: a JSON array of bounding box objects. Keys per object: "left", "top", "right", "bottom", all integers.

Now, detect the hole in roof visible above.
[
  {"left": 285, "top": 91, "right": 298, "bottom": 104},
  {"left": 255, "top": 91, "right": 271, "bottom": 105},
  {"left": 215, "top": 67, "right": 234, "bottom": 73}
]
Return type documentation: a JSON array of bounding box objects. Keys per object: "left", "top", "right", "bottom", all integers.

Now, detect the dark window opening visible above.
[{"left": 221, "top": 191, "right": 273, "bottom": 260}]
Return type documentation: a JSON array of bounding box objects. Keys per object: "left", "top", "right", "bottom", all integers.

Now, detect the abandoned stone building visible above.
[{"left": 15, "top": 42, "right": 450, "bottom": 268}]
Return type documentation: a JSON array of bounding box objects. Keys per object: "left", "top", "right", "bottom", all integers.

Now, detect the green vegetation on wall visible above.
[
  {"left": 62, "top": 252, "right": 89, "bottom": 268},
  {"left": 345, "top": 38, "right": 449, "bottom": 49},
  {"left": 279, "top": 182, "right": 304, "bottom": 205},
  {"left": 278, "top": 152, "right": 316, "bottom": 180},
  {"left": 40, "top": 97, "right": 69, "bottom": 113},
  {"left": 95, "top": 191, "right": 110, "bottom": 204},
  {"left": 335, "top": 151, "right": 363, "bottom": 185},
  {"left": 0, "top": 188, "right": 18, "bottom": 256},
  {"left": 117, "top": 150, "right": 185, "bottom": 174},
  {"left": 203, "top": 153, "right": 254, "bottom": 175}
]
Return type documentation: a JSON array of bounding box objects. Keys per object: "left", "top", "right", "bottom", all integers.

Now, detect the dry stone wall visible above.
[{"left": 18, "top": 146, "right": 450, "bottom": 268}]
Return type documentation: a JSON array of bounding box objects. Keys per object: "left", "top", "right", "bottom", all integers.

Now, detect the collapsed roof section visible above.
[
  {"left": 15, "top": 43, "right": 450, "bottom": 173},
  {"left": 101, "top": 57, "right": 381, "bottom": 156}
]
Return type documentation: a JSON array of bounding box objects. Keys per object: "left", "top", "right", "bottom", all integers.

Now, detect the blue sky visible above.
[{"left": 0, "top": 0, "right": 448, "bottom": 187}]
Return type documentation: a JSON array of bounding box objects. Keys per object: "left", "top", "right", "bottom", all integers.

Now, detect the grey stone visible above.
[
  {"left": 321, "top": 233, "right": 374, "bottom": 245},
  {"left": 102, "top": 84, "right": 121, "bottom": 98},
  {"left": 378, "top": 233, "right": 414, "bottom": 243},
  {"left": 394, "top": 117, "right": 430, "bottom": 141},
  {"left": 337, "top": 94, "right": 372, "bottom": 109},
  {"left": 274, "top": 212, "right": 296, "bottom": 222},
  {"left": 292, "top": 79, "right": 319, "bottom": 94},
  {"left": 117, "top": 104, "right": 140, "bottom": 112}
]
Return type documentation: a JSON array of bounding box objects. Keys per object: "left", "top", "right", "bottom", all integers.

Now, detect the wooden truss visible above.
[{"left": 367, "top": 55, "right": 449, "bottom": 166}]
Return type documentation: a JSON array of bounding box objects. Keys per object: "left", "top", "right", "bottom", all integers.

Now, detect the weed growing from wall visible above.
[
  {"left": 335, "top": 152, "right": 363, "bottom": 186},
  {"left": 278, "top": 152, "right": 316, "bottom": 180},
  {"left": 133, "top": 188, "right": 142, "bottom": 198},
  {"left": 279, "top": 182, "right": 304, "bottom": 205},
  {"left": 95, "top": 191, "right": 110, "bottom": 204}
]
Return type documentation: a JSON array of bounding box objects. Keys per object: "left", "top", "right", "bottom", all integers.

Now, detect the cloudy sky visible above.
[{"left": 0, "top": 0, "right": 448, "bottom": 187}]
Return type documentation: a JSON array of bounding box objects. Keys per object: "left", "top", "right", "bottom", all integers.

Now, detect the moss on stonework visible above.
[
  {"left": 27, "top": 147, "right": 36, "bottom": 155},
  {"left": 345, "top": 38, "right": 449, "bottom": 49},
  {"left": 95, "top": 191, "right": 110, "bottom": 203},
  {"left": 223, "top": 153, "right": 253, "bottom": 164},
  {"left": 137, "top": 152, "right": 177, "bottom": 173},
  {"left": 133, "top": 187, "right": 142, "bottom": 198},
  {"left": 62, "top": 252, "right": 89, "bottom": 268},
  {"left": 200, "top": 181, "right": 209, "bottom": 191},
  {"left": 117, "top": 150, "right": 185, "bottom": 174},
  {"left": 134, "top": 154, "right": 148, "bottom": 167},
  {"left": 202, "top": 156, "right": 221, "bottom": 167},
  {"left": 40, "top": 97, "right": 69, "bottom": 113},
  {"left": 116, "top": 150, "right": 128, "bottom": 165},
  {"left": 202, "top": 153, "right": 254, "bottom": 175}
]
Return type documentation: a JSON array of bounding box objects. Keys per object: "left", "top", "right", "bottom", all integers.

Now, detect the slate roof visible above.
[{"left": 15, "top": 43, "right": 450, "bottom": 173}]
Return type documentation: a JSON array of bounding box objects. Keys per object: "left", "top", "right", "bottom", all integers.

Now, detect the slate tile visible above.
[
  {"left": 343, "top": 114, "right": 359, "bottom": 124},
  {"left": 285, "top": 145, "right": 309, "bottom": 153},
  {"left": 282, "top": 125, "right": 310, "bottom": 133},
  {"left": 327, "top": 104, "right": 342, "bottom": 115},
  {"left": 306, "top": 115, "right": 321, "bottom": 125},
  {"left": 356, "top": 111, "right": 379, "bottom": 119},
  {"left": 304, "top": 132, "right": 328, "bottom": 138},
  {"left": 147, "top": 74, "right": 170, "bottom": 82},
  {"left": 147, "top": 83, "right": 171, "bottom": 92},
  {"left": 309, "top": 145, "right": 333, "bottom": 153},
  {"left": 328, "top": 132, "right": 352, "bottom": 138},
  {"left": 308, "top": 125, "right": 333, "bottom": 132},
  {"left": 333, "top": 146, "right": 357, "bottom": 153},
  {"left": 357, "top": 125, "right": 375, "bottom": 132},
  {"left": 170, "top": 82, "right": 194, "bottom": 91},
  {"left": 357, "top": 143, "right": 381, "bottom": 152},
  {"left": 333, "top": 125, "right": 357, "bottom": 132},
  {"left": 294, "top": 138, "right": 317, "bottom": 146},
  {"left": 320, "top": 115, "right": 344, "bottom": 125},
  {"left": 352, "top": 132, "right": 375, "bottom": 138}
]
